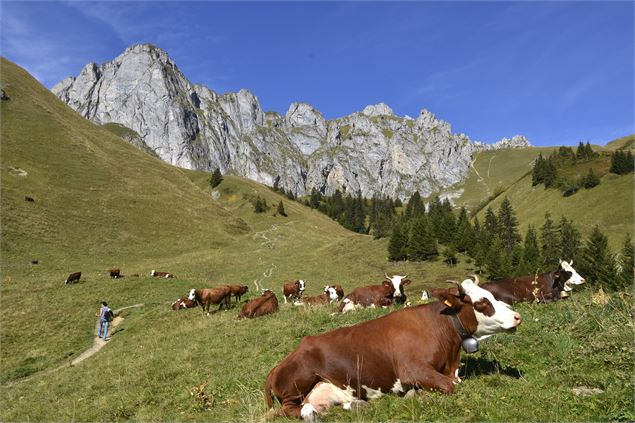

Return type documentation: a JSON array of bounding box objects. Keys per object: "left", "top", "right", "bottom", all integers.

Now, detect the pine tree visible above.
[
  {"left": 408, "top": 216, "right": 437, "bottom": 261},
  {"left": 582, "top": 168, "right": 600, "bottom": 189},
  {"left": 310, "top": 188, "right": 321, "bottom": 209},
  {"left": 486, "top": 237, "right": 513, "bottom": 280},
  {"left": 454, "top": 207, "right": 473, "bottom": 253},
  {"left": 518, "top": 225, "right": 541, "bottom": 275},
  {"left": 581, "top": 226, "right": 616, "bottom": 289},
  {"left": 610, "top": 150, "right": 634, "bottom": 175},
  {"left": 483, "top": 207, "right": 498, "bottom": 248},
  {"left": 497, "top": 197, "right": 521, "bottom": 254},
  {"left": 254, "top": 196, "right": 265, "bottom": 213},
  {"left": 404, "top": 191, "right": 425, "bottom": 221},
  {"left": 543, "top": 158, "right": 558, "bottom": 188},
  {"left": 388, "top": 221, "right": 408, "bottom": 261},
  {"left": 472, "top": 217, "right": 486, "bottom": 273},
  {"left": 540, "top": 212, "right": 560, "bottom": 269},
  {"left": 209, "top": 168, "right": 223, "bottom": 188},
  {"left": 532, "top": 154, "right": 546, "bottom": 186},
  {"left": 443, "top": 245, "right": 458, "bottom": 266},
  {"left": 276, "top": 200, "right": 287, "bottom": 217},
  {"left": 558, "top": 217, "right": 581, "bottom": 263},
  {"left": 617, "top": 234, "right": 634, "bottom": 290}
]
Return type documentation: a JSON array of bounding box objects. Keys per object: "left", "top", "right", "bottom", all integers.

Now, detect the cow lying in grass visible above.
[{"left": 265, "top": 277, "right": 521, "bottom": 420}]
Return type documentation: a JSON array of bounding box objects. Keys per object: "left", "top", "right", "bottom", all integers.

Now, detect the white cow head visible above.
[
  {"left": 442, "top": 276, "right": 522, "bottom": 340},
  {"left": 384, "top": 274, "right": 411, "bottom": 299},
  {"left": 299, "top": 280, "right": 306, "bottom": 292},
  {"left": 559, "top": 259, "right": 585, "bottom": 291},
  {"left": 324, "top": 285, "right": 339, "bottom": 302},
  {"left": 187, "top": 289, "right": 196, "bottom": 301}
]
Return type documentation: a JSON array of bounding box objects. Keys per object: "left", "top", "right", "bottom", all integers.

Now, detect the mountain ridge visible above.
[{"left": 52, "top": 43, "right": 531, "bottom": 200}]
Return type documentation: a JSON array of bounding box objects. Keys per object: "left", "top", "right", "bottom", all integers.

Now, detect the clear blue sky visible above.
[{"left": 2, "top": 1, "right": 633, "bottom": 146}]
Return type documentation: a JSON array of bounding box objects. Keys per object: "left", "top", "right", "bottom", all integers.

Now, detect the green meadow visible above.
[{"left": 1, "top": 58, "right": 633, "bottom": 421}]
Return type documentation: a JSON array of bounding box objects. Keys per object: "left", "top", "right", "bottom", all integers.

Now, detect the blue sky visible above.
[{"left": 1, "top": 1, "right": 633, "bottom": 146}]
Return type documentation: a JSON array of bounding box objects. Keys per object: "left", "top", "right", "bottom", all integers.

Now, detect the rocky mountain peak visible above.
[
  {"left": 362, "top": 103, "right": 394, "bottom": 117},
  {"left": 52, "top": 45, "right": 531, "bottom": 200}
]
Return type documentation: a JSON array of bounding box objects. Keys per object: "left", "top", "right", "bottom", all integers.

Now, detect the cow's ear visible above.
[
  {"left": 437, "top": 291, "right": 462, "bottom": 310},
  {"left": 382, "top": 280, "right": 392, "bottom": 288},
  {"left": 402, "top": 279, "right": 412, "bottom": 286}
]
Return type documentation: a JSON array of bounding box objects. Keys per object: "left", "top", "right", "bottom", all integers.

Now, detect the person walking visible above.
[{"left": 97, "top": 301, "right": 113, "bottom": 340}]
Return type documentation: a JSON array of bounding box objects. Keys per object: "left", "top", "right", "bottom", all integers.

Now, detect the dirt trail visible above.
[{"left": 6, "top": 303, "right": 143, "bottom": 387}]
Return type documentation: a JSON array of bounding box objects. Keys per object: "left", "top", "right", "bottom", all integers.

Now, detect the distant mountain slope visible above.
[
  {"left": 52, "top": 44, "right": 530, "bottom": 200},
  {"left": 1, "top": 57, "right": 247, "bottom": 266},
  {"left": 449, "top": 141, "right": 634, "bottom": 248}
]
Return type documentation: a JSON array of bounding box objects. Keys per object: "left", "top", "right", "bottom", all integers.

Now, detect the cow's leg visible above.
[
  {"left": 398, "top": 366, "right": 455, "bottom": 394},
  {"left": 283, "top": 295, "right": 288, "bottom": 304}
]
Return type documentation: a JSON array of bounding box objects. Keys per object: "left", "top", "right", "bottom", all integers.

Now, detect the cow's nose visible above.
[
  {"left": 514, "top": 313, "right": 521, "bottom": 323},
  {"left": 394, "top": 292, "right": 401, "bottom": 297}
]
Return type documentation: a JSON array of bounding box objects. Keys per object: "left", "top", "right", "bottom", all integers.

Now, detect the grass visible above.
[{"left": 1, "top": 58, "right": 633, "bottom": 421}]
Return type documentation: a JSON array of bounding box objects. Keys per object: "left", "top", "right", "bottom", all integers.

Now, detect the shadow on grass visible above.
[{"left": 461, "top": 356, "right": 522, "bottom": 379}]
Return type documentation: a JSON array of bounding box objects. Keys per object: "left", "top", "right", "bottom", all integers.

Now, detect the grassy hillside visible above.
[
  {"left": 444, "top": 142, "right": 633, "bottom": 249},
  {"left": 1, "top": 58, "right": 632, "bottom": 422}
]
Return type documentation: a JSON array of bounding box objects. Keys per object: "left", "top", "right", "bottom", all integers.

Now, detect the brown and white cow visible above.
[
  {"left": 151, "top": 270, "right": 176, "bottom": 278},
  {"left": 338, "top": 274, "right": 411, "bottom": 313},
  {"left": 295, "top": 286, "right": 341, "bottom": 306},
  {"left": 265, "top": 278, "right": 521, "bottom": 420},
  {"left": 329, "top": 284, "right": 345, "bottom": 300},
  {"left": 228, "top": 285, "right": 249, "bottom": 303},
  {"left": 189, "top": 287, "right": 232, "bottom": 315},
  {"left": 238, "top": 290, "right": 279, "bottom": 319},
  {"left": 109, "top": 268, "right": 121, "bottom": 279},
  {"left": 475, "top": 260, "right": 584, "bottom": 305},
  {"left": 171, "top": 296, "right": 197, "bottom": 310},
  {"left": 64, "top": 271, "right": 81, "bottom": 284},
  {"left": 282, "top": 280, "right": 306, "bottom": 304}
]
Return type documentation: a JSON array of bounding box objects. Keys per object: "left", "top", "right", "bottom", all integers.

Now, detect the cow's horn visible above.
[
  {"left": 446, "top": 279, "right": 465, "bottom": 294},
  {"left": 467, "top": 274, "right": 480, "bottom": 285},
  {"left": 384, "top": 273, "right": 391, "bottom": 280}
]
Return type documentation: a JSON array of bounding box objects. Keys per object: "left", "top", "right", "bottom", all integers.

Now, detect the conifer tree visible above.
[
  {"left": 617, "top": 234, "right": 634, "bottom": 290},
  {"left": 558, "top": 217, "right": 581, "bottom": 263},
  {"left": 485, "top": 237, "right": 513, "bottom": 280},
  {"left": 310, "top": 188, "right": 321, "bottom": 209},
  {"left": 497, "top": 197, "right": 521, "bottom": 254},
  {"left": 518, "top": 225, "right": 541, "bottom": 275},
  {"left": 443, "top": 245, "right": 458, "bottom": 266},
  {"left": 404, "top": 191, "right": 425, "bottom": 221},
  {"left": 540, "top": 212, "right": 560, "bottom": 269},
  {"left": 472, "top": 217, "right": 486, "bottom": 273},
  {"left": 581, "top": 226, "right": 616, "bottom": 289},
  {"left": 543, "top": 158, "right": 558, "bottom": 188},
  {"left": 483, "top": 207, "right": 498, "bottom": 248},
  {"left": 582, "top": 168, "right": 600, "bottom": 189},
  {"left": 276, "top": 200, "right": 287, "bottom": 217},
  {"left": 532, "top": 154, "right": 546, "bottom": 186},
  {"left": 408, "top": 216, "right": 437, "bottom": 261},
  {"left": 388, "top": 221, "right": 408, "bottom": 261},
  {"left": 454, "top": 207, "right": 473, "bottom": 253},
  {"left": 209, "top": 168, "right": 223, "bottom": 188}
]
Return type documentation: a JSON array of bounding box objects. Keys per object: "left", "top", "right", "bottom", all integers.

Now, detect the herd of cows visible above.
[
  {"left": 65, "top": 259, "right": 586, "bottom": 421},
  {"left": 164, "top": 259, "right": 586, "bottom": 421}
]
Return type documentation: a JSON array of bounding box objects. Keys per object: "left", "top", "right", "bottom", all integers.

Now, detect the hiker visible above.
[{"left": 97, "top": 301, "right": 113, "bottom": 340}]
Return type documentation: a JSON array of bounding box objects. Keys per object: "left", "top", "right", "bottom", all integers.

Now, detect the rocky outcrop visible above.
[{"left": 52, "top": 44, "right": 530, "bottom": 200}]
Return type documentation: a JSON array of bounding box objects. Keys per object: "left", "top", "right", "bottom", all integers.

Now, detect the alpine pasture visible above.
[{"left": 1, "top": 58, "right": 633, "bottom": 422}]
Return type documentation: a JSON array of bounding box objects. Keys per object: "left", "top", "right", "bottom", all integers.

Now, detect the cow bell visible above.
[{"left": 461, "top": 337, "right": 479, "bottom": 353}]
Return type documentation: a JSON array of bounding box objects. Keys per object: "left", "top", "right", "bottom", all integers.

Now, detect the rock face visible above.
[{"left": 52, "top": 44, "right": 530, "bottom": 200}]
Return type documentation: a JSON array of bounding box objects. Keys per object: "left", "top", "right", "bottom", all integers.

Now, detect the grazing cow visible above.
[
  {"left": 228, "top": 285, "right": 249, "bottom": 303},
  {"left": 151, "top": 270, "right": 176, "bottom": 278},
  {"left": 338, "top": 274, "right": 411, "bottom": 313},
  {"left": 238, "top": 290, "right": 279, "bottom": 319},
  {"left": 478, "top": 260, "right": 585, "bottom": 304},
  {"left": 189, "top": 287, "right": 231, "bottom": 315},
  {"left": 171, "top": 296, "right": 197, "bottom": 310},
  {"left": 282, "top": 280, "right": 306, "bottom": 304},
  {"left": 64, "top": 272, "right": 81, "bottom": 284},
  {"left": 295, "top": 286, "right": 341, "bottom": 306},
  {"left": 265, "top": 277, "right": 522, "bottom": 420},
  {"left": 109, "top": 268, "right": 121, "bottom": 279}
]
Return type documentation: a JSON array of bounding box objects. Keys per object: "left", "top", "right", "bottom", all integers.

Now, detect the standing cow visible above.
[
  {"left": 228, "top": 285, "right": 249, "bottom": 303},
  {"left": 189, "top": 287, "right": 232, "bottom": 316},
  {"left": 238, "top": 290, "right": 279, "bottom": 319},
  {"left": 338, "top": 274, "right": 411, "bottom": 313},
  {"left": 265, "top": 277, "right": 521, "bottom": 420},
  {"left": 282, "top": 280, "right": 306, "bottom": 304},
  {"left": 64, "top": 272, "right": 81, "bottom": 285},
  {"left": 109, "top": 268, "right": 121, "bottom": 279}
]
